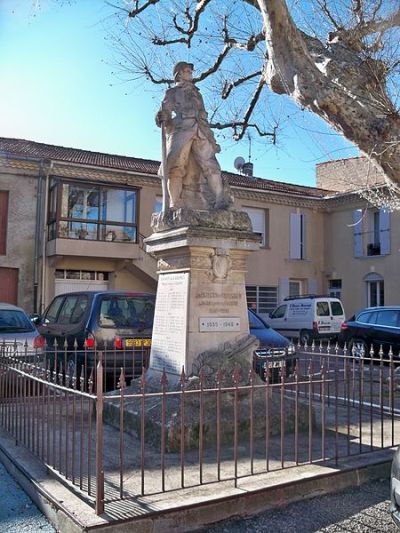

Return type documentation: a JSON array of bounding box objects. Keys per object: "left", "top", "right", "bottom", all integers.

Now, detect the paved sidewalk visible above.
[{"left": 0, "top": 460, "right": 55, "bottom": 533}]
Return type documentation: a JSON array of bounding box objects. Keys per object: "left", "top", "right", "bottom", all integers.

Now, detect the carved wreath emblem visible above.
[{"left": 209, "top": 249, "right": 231, "bottom": 280}]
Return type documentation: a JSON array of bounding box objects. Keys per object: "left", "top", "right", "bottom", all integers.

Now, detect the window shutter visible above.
[
  {"left": 289, "top": 213, "right": 301, "bottom": 259},
  {"left": 278, "top": 277, "right": 289, "bottom": 303},
  {"left": 301, "top": 214, "right": 305, "bottom": 259},
  {"left": 0, "top": 267, "right": 18, "bottom": 304},
  {"left": 353, "top": 209, "right": 363, "bottom": 257},
  {"left": 243, "top": 207, "right": 265, "bottom": 246},
  {"left": 0, "top": 191, "right": 9, "bottom": 255},
  {"left": 379, "top": 209, "right": 390, "bottom": 255}
]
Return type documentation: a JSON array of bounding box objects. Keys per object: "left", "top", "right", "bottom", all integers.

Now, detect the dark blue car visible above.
[
  {"left": 33, "top": 291, "right": 155, "bottom": 382},
  {"left": 248, "top": 308, "right": 297, "bottom": 381},
  {"left": 341, "top": 306, "right": 400, "bottom": 358}
]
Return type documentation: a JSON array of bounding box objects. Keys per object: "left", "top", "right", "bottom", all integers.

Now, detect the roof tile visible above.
[{"left": 0, "top": 137, "right": 329, "bottom": 198}]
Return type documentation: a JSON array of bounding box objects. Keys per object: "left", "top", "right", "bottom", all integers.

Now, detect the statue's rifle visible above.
[{"left": 161, "top": 121, "right": 169, "bottom": 213}]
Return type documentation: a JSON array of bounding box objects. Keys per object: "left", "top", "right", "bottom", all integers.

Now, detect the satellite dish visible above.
[{"left": 234, "top": 156, "right": 245, "bottom": 170}]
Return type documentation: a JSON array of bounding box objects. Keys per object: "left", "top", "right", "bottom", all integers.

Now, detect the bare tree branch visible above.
[
  {"left": 328, "top": 8, "right": 400, "bottom": 50},
  {"left": 232, "top": 76, "right": 266, "bottom": 139},
  {"left": 172, "top": 0, "right": 212, "bottom": 43},
  {"left": 222, "top": 16, "right": 265, "bottom": 51},
  {"left": 210, "top": 120, "right": 276, "bottom": 141},
  {"left": 194, "top": 45, "right": 232, "bottom": 82},
  {"left": 315, "top": 0, "right": 343, "bottom": 31},
  {"left": 106, "top": 0, "right": 400, "bottom": 202},
  {"left": 208, "top": 71, "right": 273, "bottom": 141},
  {"left": 127, "top": 0, "right": 161, "bottom": 18},
  {"left": 256, "top": 0, "right": 400, "bottom": 190},
  {"left": 222, "top": 71, "right": 262, "bottom": 99}
]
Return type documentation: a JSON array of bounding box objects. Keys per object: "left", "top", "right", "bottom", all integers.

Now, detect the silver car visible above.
[{"left": 0, "top": 302, "right": 45, "bottom": 361}]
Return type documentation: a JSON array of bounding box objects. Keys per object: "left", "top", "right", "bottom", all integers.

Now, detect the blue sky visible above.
[{"left": 1, "top": 0, "right": 359, "bottom": 186}]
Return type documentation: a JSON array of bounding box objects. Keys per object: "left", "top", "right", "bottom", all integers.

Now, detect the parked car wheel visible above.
[
  {"left": 348, "top": 338, "right": 369, "bottom": 359},
  {"left": 300, "top": 329, "right": 314, "bottom": 345}
]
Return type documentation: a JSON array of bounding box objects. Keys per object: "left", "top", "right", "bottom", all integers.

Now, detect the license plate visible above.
[
  {"left": 125, "top": 338, "right": 152, "bottom": 348},
  {"left": 267, "top": 360, "right": 284, "bottom": 368}
]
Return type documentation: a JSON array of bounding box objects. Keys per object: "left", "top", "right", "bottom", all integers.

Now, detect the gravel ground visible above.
[
  {"left": 202, "top": 479, "right": 398, "bottom": 533},
  {"left": 0, "top": 461, "right": 55, "bottom": 533}
]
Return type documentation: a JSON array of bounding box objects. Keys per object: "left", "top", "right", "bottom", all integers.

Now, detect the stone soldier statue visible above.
[{"left": 155, "top": 61, "right": 233, "bottom": 210}]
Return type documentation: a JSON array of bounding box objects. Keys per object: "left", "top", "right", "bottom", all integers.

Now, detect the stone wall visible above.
[
  {"left": 316, "top": 157, "right": 385, "bottom": 192},
  {"left": 0, "top": 168, "right": 38, "bottom": 312}
]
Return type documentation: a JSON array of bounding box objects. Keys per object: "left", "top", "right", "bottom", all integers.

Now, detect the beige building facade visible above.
[{"left": 0, "top": 138, "right": 398, "bottom": 320}]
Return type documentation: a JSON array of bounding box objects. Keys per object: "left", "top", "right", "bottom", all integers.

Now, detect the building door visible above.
[{"left": 0, "top": 267, "right": 18, "bottom": 304}]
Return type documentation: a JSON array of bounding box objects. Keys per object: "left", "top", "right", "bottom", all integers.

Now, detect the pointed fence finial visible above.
[
  {"left": 179, "top": 366, "right": 186, "bottom": 388},
  {"left": 117, "top": 368, "right": 127, "bottom": 390},
  {"left": 160, "top": 368, "right": 169, "bottom": 388},
  {"left": 88, "top": 367, "right": 94, "bottom": 394}
]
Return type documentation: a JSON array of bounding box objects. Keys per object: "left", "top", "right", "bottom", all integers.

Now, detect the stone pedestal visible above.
[{"left": 144, "top": 208, "right": 260, "bottom": 380}]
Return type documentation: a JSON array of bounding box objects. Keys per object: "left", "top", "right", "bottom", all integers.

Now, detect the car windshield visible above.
[
  {"left": 0, "top": 310, "right": 34, "bottom": 333},
  {"left": 248, "top": 310, "right": 269, "bottom": 330},
  {"left": 98, "top": 296, "right": 155, "bottom": 329}
]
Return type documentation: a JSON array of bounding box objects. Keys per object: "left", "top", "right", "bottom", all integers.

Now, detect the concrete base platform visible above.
[{"left": 0, "top": 426, "right": 394, "bottom": 532}]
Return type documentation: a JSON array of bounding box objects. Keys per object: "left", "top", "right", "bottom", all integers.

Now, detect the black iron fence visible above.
[{"left": 0, "top": 342, "right": 399, "bottom": 516}]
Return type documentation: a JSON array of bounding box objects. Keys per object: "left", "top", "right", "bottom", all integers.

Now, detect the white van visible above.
[{"left": 267, "top": 295, "right": 345, "bottom": 344}]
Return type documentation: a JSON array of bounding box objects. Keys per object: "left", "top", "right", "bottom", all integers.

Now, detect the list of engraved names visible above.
[{"left": 150, "top": 272, "right": 189, "bottom": 374}]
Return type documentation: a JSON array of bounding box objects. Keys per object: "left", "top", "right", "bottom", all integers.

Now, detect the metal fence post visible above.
[{"left": 95, "top": 352, "right": 105, "bottom": 515}]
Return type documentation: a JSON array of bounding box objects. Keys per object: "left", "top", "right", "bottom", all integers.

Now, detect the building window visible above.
[
  {"left": 278, "top": 277, "right": 310, "bottom": 301},
  {"left": 353, "top": 208, "right": 390, "bottom": 257},
  {"left": 243, "top": 207, "right": 268, "bottom": 247},
  {"left": 50, "top": 180, "right": 138, "bottom": 243},
  {"left": 289, "top": 213, "right": 305, "bottom": 259},
  {"left": 367, "top": 280, "right": 384, "bottom": 307},
  {"left": 364, "top": 272, "right": 384, "bottom": 307},
  {"left": 55, "top": 269, "right": 109, "bottom": 281},
  {"left": 289, "top": 280, "right": 302, "bottom": 297},
  {"left": 54, "top": 269, "right": 110, "bottom": 296},
  {"left": 0, "top": 191, "right": 9, "bottom": 255},
  {"left": 246, "top": 286, "right": 277, "bottom": 315},
  {"left": 329, "top": 279, "right": 342, "bottom": 299}
]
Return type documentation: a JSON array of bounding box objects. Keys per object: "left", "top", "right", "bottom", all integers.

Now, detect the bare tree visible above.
[
  {"left": 31, "top": 1, "right": 400, "bottom": 204},
  {"left": 104, "top": 0, "right": 400, "bottom": 204}
]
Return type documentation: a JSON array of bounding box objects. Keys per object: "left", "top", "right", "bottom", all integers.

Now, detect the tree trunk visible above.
[{"left": 257, "top": 0, "right": 400, "bottom": 189}]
